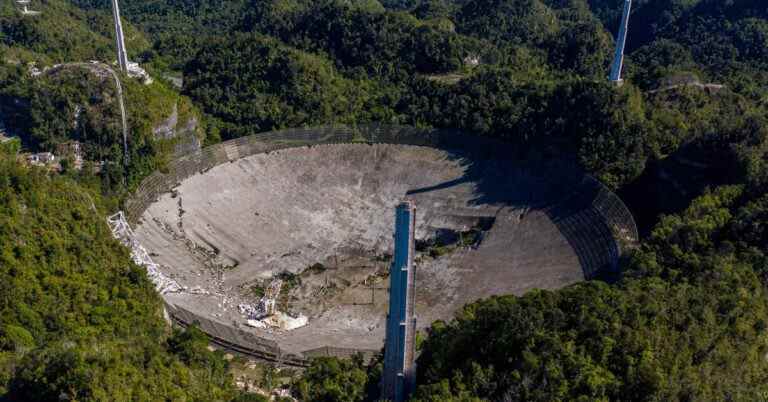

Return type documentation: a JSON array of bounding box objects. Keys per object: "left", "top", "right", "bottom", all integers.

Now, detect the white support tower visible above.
[
  {"left": 17, "top": 0, "right": 41, "bottom": 15},
  {"left": 107, "top": 211, "right": 182, "bottom": 294},
  {"left": 111, "top": 0, "right": 130, "bottom": 73},
  {"left": 609, "top": 0, "right": 632, "bottom": 84}
]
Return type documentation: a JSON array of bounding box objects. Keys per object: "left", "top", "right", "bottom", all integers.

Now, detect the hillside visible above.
[
  {"left": 0, "top": 0, "right": 149, "bottom": 63},
  {"left": 1, "top": 0, "right": 206, "bottom": 193},
  {"left": 414, "top": 185, "right": 768, "bottom": 400},
  {"left": 0, "top": 146, "right": 235, "bottom": 400},
  {"left": 1, "top": 0, "right": 768, "bottom": 400}
]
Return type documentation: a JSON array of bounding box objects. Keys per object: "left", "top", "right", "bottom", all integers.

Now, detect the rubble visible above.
[
  {"left": 246, "top": 319, "right": 267, "bottom": 329},
  {"left": 130, "top": 141, "right": 636, "bottom": 353},
  {"left": 238, "top": 278, "right": 308, "bottom": 330},
  {"left": 264, "top": 312, "right": 308, "bottom": 331},
  {"left": 107, "top": 211, "right": 182, "bottom": 294}
]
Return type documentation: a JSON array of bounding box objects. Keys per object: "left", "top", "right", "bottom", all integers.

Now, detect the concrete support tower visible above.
[
  {"left": 111, "top": 0, "right": 129, "bottom": 73},
  {"left": 382, "top": 201, "right": 417, "bottom": 402},
  {"left": 609, "top": 0, "right": 632, "bottom": 84},
  {"left": 17, "top": 0, "right": 41, "bottom": 16}
]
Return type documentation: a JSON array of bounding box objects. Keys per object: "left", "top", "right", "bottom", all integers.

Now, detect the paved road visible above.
[{"left": 647, "top": 82, "right": 725, "bottom": 94}]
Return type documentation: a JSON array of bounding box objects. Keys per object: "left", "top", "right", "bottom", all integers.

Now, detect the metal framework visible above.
[
  {"left": 238, "top": 278, "right": 282, "bottom": 319},
  {"left": 111, "top": 0, "right": 129, "bottom": 73},
  {"left": 609, "top": 0, "right": 633, "bottom": 84},
  {"left": 119, "top": 124, "right": 639, "bottom": 366},
  {"left": 382, "top": 201, "right": 418, "bottom": 402},
  {"left": 107, "top": 211, "right": 182, "bottom": 294}
]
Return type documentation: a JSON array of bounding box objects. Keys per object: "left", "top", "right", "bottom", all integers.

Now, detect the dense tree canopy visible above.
[
  {"left": 3, "top": 0, "right": 768, "bottom": 400},
  {"left": 414, "top": 186, "right": 768, "bottom": 401},
  {"left": 0, "top": 149, "right": 236, "bottom": 399},
  {"left": 183, "top": 33, "right": 388, "bottom": 138}
]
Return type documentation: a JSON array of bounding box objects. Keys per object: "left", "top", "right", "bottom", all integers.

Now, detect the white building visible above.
[{"left": 27, "top": 152, "right": 55, "bottom": 165}]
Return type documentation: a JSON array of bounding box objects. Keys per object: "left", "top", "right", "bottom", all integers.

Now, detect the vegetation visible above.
[
  {"left": 183, "top": 33, "right": 385, "bottom": 138},
  {"left": 0, "top": 0, "right": 149, "bottom": 64},
  {"left": 414, "top": 186, "right": 768, "bottom": 400},
  {"left": 3, "top": 0, "right": 768, "bottom": 400},
  {"left": 293, "top": 354, "right": 382, "bottom": 402},
  {"left": 0, "top": 147, "right": 236, "bottom": 399},
  {"left": 295, "top": 184, "right": 768, "bottom": 400}
]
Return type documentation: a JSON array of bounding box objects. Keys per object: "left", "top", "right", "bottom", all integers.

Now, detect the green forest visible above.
[{"left": 2, "top": 0, "right": 768, "bottom": 400}]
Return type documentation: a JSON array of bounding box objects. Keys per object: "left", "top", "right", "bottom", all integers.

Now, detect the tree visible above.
[{"left": 293, "top": 354, "right": 381, "bottom": 402}]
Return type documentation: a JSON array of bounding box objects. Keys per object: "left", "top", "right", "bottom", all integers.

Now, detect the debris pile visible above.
[
  {"left": 107, "top": 211, "right": 182, "bottom": 294},
  {"left": 239, "top": 278, "right": 308, "bottom": 330}
]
